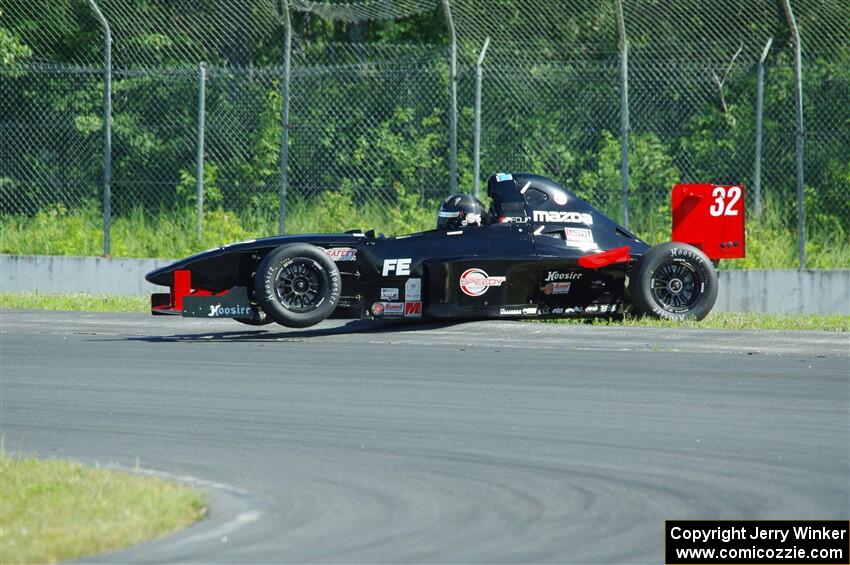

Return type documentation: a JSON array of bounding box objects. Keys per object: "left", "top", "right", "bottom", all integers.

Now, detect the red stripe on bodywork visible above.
[
  {"left": 577, "top": 246, "right": 631, "bottom": 269},
  {"left": 172, "top": 269, "right": 191, "bottom": 310}
]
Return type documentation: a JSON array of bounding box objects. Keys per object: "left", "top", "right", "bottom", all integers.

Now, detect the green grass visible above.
[
  {"left": 0, "top": 291, "right": 148, "bottom": 312},
  {"left": 1, "top": 198, "right": 847, "bottom": 268},
  {"left": 0, "top": 192, "right": 435, "bottom": 260},
  {"left": 536, "top": 312, "right": 849, "bottom": 332},
  {"left": 0, "top": 452, "right": 206, "bottom": 564},
  {"left": 2, "top": 291, "right": 846, "bottom": 331}
]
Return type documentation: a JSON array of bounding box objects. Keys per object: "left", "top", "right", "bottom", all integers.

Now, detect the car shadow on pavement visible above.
[{"left": 124, "top": 319, "right": 468, "bottom": 343}]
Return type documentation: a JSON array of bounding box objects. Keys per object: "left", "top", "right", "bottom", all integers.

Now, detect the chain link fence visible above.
[
  {"left": 0, "top": 64, "right": 99, "bottom": 212},
  {"left": 1, "top": 0, "right": 848, "bottom": 267},
  {"left": 291, "top": 44, "right": 451, "bottom": 201}
]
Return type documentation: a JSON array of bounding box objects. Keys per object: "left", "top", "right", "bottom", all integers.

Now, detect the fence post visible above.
[
  {"left": 615, "top": 0, "right": 629, "bottom": 229},
  {"left": 753, "top": 38, "right": 773, "bottom": 217},
  {"left": 88, "top": 0, "right": 111, "bottom": 257},
  {"left": 443, "top": 0, "right": 458, "bottom": 193},
  {"left": 781, "top": 0, "right": 806, "bottom": 269},
  {"left": 278, "top": 0, "right": 292, "bottom": 235},
  {"left": 473, "top": 37, "right": 490, "bottom": 200},
  {"left": 195, "top": 62, "right": 207, "bottom": 239}
]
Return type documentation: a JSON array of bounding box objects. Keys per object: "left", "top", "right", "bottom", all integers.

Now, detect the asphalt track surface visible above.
[{"left": 1, "top": 310, "right": 848, "bottom": 564}]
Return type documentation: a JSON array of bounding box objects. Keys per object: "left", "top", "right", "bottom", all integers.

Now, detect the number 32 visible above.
[{"left": 709, "top": 186, "right": 741, "bottom": 217}]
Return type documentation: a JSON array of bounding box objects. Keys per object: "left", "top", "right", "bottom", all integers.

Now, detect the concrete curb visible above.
[
  {"left": 1, "top": 254, "right": 172, "bottom": 296},
  {"left": 715, "top": 269, "right": 849, "bottom": 314},
  {"left": 1, "top": 254, "right": 848, "bottom": 314}
]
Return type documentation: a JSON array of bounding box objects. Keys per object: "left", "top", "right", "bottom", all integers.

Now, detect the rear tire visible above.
[
  {"left": 630, "top": 242, "right": 717, "bottom": 321},
  {"left": 255, "top": 243, "right": 342, "bottom": 328}
]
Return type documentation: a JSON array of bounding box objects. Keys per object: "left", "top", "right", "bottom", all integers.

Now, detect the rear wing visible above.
[{"left": 672, "top": 184, "right": 745, "bottom": 260}]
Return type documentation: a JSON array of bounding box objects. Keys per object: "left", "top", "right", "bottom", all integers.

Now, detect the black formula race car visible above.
[{"left": 146, "top": 173, "right": 746, "bottom": 327}]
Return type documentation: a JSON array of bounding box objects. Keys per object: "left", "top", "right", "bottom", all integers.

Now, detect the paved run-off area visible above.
[{"left": 1, "top": 310, "right": 848, "bottom": 563}]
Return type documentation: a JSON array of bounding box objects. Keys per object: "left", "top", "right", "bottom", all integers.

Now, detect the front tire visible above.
[
  {"left": 630, "top": 242, "right": 718, "bottom": 321},
  {"left": 255, "top": 243, "right": 342, "bottom": 328}
]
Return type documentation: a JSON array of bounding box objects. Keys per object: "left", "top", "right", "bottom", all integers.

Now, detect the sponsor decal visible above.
[
  {"left": 380, "top": 287, "right": 399, "bottom": 301},
  {"left": 323, "top": 247, "right": 357, "bottom": 261},
  {"left": 498, "top": 215, "right": 529, "bottom": 223},
  {"left": 540, "top": 305, "right": 619, "bottom": 316},
  {"left": 544, "top": 270, "right": 582, "bottom": 282},
  {"left": 670, "top": 247, "right": 703, "bottom": 260},
  {"left": 372, "top": 301, "right": 405, "bottom": 317},
  {"left": 459, "top": 268, "right": 507, "bottom": 297},
  {"left": 382, "top": 258, "right": 412, "bottom": 276},
  {"left": 183, "top": 287, "right": 254, "bottom": 319},
  {"left": 208, "top": 303, "right": 253, "bottom": 318},
  {"left": 495, "top": 172, "right": 513, "bottom": 182},
  {"left": 404, "top": 301, "right": 422, "bottom": 317},
  {"left": 499, "top": 306, "right": 538, "bottom": 316},
  {"left": 532, "top": 210, "right": 593, "bottom": 225},
  {"left": 383, "top": 302, "right": 404, "bottom": 316},
  {"left": 543, "top": 282, "right": 571, "bottom": 295},
  {"left": 552, "top": 190, "right": 568, "bottom": 206},
  {"left": 565, "top": 227, "right": 593, "bottom": 241},
  {"left": 565, "top": 227, "right": 598, "bottom": 251},
  {"left": 500, "top": 308, "right": 522, "bottom": 315},
  {"left": 405, "top": 278, "right": 422, "bottom": 301}
]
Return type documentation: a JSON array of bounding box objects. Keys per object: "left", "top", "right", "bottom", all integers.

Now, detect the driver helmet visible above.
[{"left": 436, "top": 194, "right": 489, "bottom": 230}]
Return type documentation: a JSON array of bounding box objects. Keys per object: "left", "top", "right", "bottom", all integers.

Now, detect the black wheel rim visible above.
[
  {"left": 275, "top": 259, "right": 326, "bottom": 312},
  {"left": 650, "top": 261, "right": 701, "bottom": 313}
]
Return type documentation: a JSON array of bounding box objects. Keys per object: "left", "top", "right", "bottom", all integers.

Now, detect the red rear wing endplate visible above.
[{"left": 672, "top": 183, "right": 746, "bottom": 260}]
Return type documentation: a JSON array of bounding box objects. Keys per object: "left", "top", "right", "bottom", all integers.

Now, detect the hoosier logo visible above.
[{"left": 544, "top": 271, "right": 582, "bottom": 282}]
